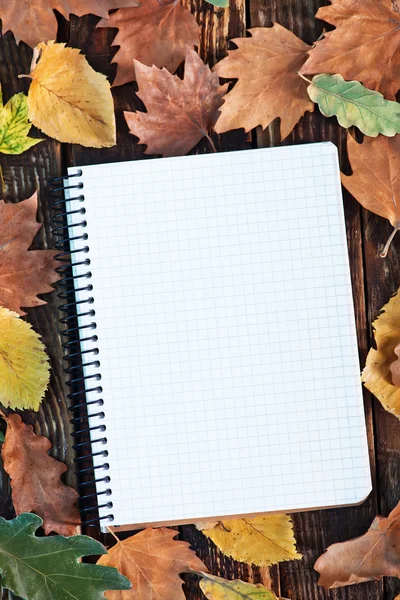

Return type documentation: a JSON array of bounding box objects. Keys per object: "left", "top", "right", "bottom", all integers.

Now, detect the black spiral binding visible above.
[{"left": 49, "top": 171, "right": 114, "bottom": 528}]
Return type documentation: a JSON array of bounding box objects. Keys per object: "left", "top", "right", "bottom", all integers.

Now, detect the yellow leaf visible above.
[
  {"left": 198, "top": 515, "right": 302, "bottom": 566},
  {"left": 199, "top": 573, "right": 279, "bottom": 600},
  {"left": 0, "top": 307, "right": 50, "bottom": 410},
  {"left": 26, "top": 41, "right": 115, "bottom": 148},
  {"left": 362, "top": 289, "right": 400, "bottom": 418}
]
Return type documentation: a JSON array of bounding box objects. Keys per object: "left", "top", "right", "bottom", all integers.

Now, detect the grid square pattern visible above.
[{"left": 66, "top": 143, "right": 371, "bottom": 528}]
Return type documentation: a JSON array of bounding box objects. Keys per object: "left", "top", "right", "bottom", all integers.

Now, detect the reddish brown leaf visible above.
[
  {"left": 301, "top": 0, "right": 400, "bottom": 99},
  {"left": 213, "top": 25, "right": 314, "bottom": 141},
  {"left": 124, "top": 47, "right": 227, "bottom": 157},
  {"left": 0, "top": 0, "right": 137, "bottom": 48},
  {"left": 0, "top": 193, "right": 59, "bottom": 315},
  {"left": 315, "top": 501, "right": 400, "bottom": 588},
  {"left": 98, "top": 0, "right": 200, "bottom": 87},
  {"left": 97, "top": 527, "right": 207, "bottom": 600},
  {"left": 2, "top": 413, "right": 80, "bottom": 536}
]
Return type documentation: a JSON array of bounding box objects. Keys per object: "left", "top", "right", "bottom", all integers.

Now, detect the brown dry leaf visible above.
[
  {"left": 342, "top": 134, "right": 400, "bottom": 258},
  {"left": 98, "top": 0, "right": 200, "bottom": 88},
  {"left": 315, "top": 500, "right": 400, "bottom": 588},
  {"left": 124, "top": 47, "right": 227, "bottom": 157},
  {"left": 213, "top": 25, "right": 314, "bottom": 140},
  {"left": 0, "top": 0, "right": 137, "bottom": 48},
  {"left": 0, "top": 193, "right": 58, "bottom": 315},
  {"left": 97, "top": 527, "right": 207, "bottom": 599},
  {"left": 362, "top": 289, "right": 400, "bottom": 418},
  {"left": 2, "top": 413, "right": 80, "bottom": 535},
  {"left": 300, "top": 0, "right": 400, "bottom": 100}
]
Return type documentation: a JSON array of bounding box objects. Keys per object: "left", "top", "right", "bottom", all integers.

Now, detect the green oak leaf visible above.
[
  {"left": 303, "top": 73, "right": 400, "bottom": 137},
  {"left": 198, "top": 572, "right": 279, "bottom": 600},
  {"left": 206, "top": 0, "right": 229, "bottom": 7},
  {"left": 0, "top": 513, "right": 131, "bottom": 600},
  {"left": 0, "top": 86, "right": 43, "bottom": 154}
]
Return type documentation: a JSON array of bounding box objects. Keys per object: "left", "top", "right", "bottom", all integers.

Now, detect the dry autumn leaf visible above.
[
  {"left": 0, "top": 0, "right": 137, "bottom": 48},
  {"left": 198, "top": 515, "right": 302, "bottom": 566},
  {"left": 362, "top": 288, "right": 400, "bottom": 419},
  {"left": 0, "top": 307, "right": 50, "bottom": 411},
  {"left": 98, "top": 0, "right": 200, "bottom": 88},
  {"left": 315, "top": 500, "right": 400, "bottom": 588},
  {"left": 0, "top": 193, "right": 58, "bottom": 315},
  {"left": 199, "top": 572, "right": 279, "bottom": 600},
  {"left": 300, "top": 0, "right": 400, "bottom": 100},
  {"left": 25, "top": 41, "right": 115, "bottom": 147},
  {"left": 124, "top": 47, "right": 227, "bottom": 157},
  {"left": 2, "top": 413, "right": 80, "bottom": 536},
  {"left": 97, "top": 527, "right": 207, "bottom": 600},
  {"left": 213, "top": 25, "right": 314, "bottom": 140},
  {"left": 341, "top": 134, "right": 400, "bottom": 258},
  {"left": 390, "top": 343, "right": 400, "bottom": 386}
]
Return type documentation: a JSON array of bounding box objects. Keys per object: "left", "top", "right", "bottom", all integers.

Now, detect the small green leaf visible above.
[
  {"left": 198, "top": 572, "right": 279, "bottom": 600},
  {"left": 0, "top": 432, "right": 4, "bottom": 443},
  {"left": 0, "top": 86, "right": 43, "bottom": 154},
  {"left": 206, "top": 0, "right": 229, "bottom": 7},
  {"left": 304, "top": 73, "right": 400, "bottom": 137},
  {"left": 0, "top": 513, "right": 131, "bottom": 600}
]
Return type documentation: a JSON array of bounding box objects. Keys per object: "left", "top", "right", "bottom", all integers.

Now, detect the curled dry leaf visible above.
[
  {"left": 213, "top": 25, "right": 314, "bottom": 141},
  {"left": 300, "top": 0, "right": 400, "bottom": 99},
  {"left": 199, "top": 572, "right": 279, "bottom": 600},
  {"left": 26, "top": 41, "right": 115, "bottom": 148},
  {"left": 1, "top": 413, "right": 80, "bottom": 536},
  {"left": 124, "top": 47, "right": 227, "bottom": 157},
  {"left": 98, "top": 0, "right": 199, "bottom": 87},
  {"left": 97, "top": 527, "right": 207, "bottom": 600},
  {"left": 362, "top": 288, "right": 400, "bottom": 418},
  {"left": 0, "top": 193, "right": 59, "bottom": 315},
  {"left": 0, "top": 85, "right": 42, "bottom": 154},
  {"left": 342, "top": 134, "right": 400, "bottom": 258},
  {"left": 0, "top": 307, "right": 50, "bottom": 411},
  {"left": 198, "top": 515, "right": 302, "bottom": 566},
  {"left": 315, "top": 501, "right": 400, "bottom": 588},
  {"left": 0, "top": 0, "right": 137, "bottom": 48}
]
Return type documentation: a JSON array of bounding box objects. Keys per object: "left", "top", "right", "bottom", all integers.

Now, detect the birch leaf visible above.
[
  {"left": 198, "top": 515, "right": 302, "bottom": 566},
  {"left": 0, "top": 307, "right": 50, "bottom": 411},
  {"left": 26, "top": 41, "right": 115, "bottom": 148},
  {"left": 305, "top": 74, "right": 400, "bottom": 137},
  {"left": 0, "top": 86, "right": 42, "bottom": 154},
  {"left": 199, "top": 573, "right": 279, "bottom": 600}
]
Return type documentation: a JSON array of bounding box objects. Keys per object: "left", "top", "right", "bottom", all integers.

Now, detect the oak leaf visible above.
[
  {"left": 98, "top": 0, "right": 200, "bottom": 88},
  {"left": 198, "top": 515, "right": 302, "bottom": 566},
  {"left": 305, "top": 74, "right": 400, "bottom": 137},
  {"left": 0, "top": 0, "right": 137, "bottom": 48},
  {"left": 213, "top": 25, "right": 314, "bottom": 140},
  {"left": 26, "top": 41, "right": 115, "bottom": 147},
  {"left": 0, "top": 193, "right": 59, "bottom": 315},
  {"left": 199, "top": 572, "right": 279, "bottom": 600},
  {"left": 124, "top": 47, "right": 227, "bottom": 157},
  {"left": 0, "top": 307, "right": 50, "bottom": 411},
  {"left": 0, "top": 86, "right": 42, "bottom": 154},
  {"left": 300, "top": 0, "right": 400, "bottom": 100},
  {"left": 341, "top": 134, "right": 400, "bottom": 258},
  {"left": 362, "top": 288, "right": 400, "bottom": 419},
  {"left": 2, "top": 413, "right": 80, "bottom": 536},
  {"left": 97, "top": 527, "right": 207, "bottom": 599},
  {"left": 315, "top": 501, "right": 400, "bottom": 588}
]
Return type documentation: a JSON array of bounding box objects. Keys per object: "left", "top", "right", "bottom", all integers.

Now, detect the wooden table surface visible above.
[{"left": 0, "top": 1, "right": 398, "bottom": 599}]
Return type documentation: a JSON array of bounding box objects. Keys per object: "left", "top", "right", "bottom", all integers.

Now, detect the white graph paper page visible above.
[{"left": 66, "top": 142, "right": 371, "bottom": 528}]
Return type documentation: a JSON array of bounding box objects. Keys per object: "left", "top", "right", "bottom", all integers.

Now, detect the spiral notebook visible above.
[{"left": 62, "top": 142, "right": 371, "bottom": 531}]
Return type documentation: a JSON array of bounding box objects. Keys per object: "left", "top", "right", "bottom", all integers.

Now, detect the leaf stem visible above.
[
  {"left": 297, "top": 72, "right": 313, "bottom": 85},
  {"left": 380, "top": 225, "right": 400, "bottom": 258},
  {"left": 205, "top": 133, "right": 217, "bottom": 153},
  {"left": 106, "top": 526, "right": 121, "bottom": 544},
  {"left": 18, "top": 74, "right": 32, "bottom": 80}
]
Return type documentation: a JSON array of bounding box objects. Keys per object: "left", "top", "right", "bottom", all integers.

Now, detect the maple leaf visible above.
[
  {"left": 315, "top": 500, "right": 400, "bottom": 588},
  {"left": 0, "top": 0, "right": 138, "bottom": 48},
  {"left": 2, "top": 413, "right": 80, "bottom": 536},
  {"left": 198, "top": 515, "right": 302, "bottom": 566},
  {"left": 97, "top": 0, "right": 200, "bottom": 88},
  {"left": 362, "top": 288, "right": 400, "bottom": 419},
  {"left": 124, "top": 47, "right": 227, "bottom": 157},
  {"left": 0, "top": 193, "right": 59, "bottom": 315},
  {"left": 199, "top": 572, "right": 279, "bottom": 600},
  {"left": 341, "top": 134, "right": 400, "bottom": 258},
  {"left": 0, "top": 307, "right": 50, "bottom": 411},
  {"left": 300, "top": 0, "right": 400, "bottom": 100},
  {"left": 0, "top": 86, "right": 43, "bottom": 154},
  {"left": 97, "top": 527, "right": 207, "bottom": 600},
  {"left": 25, "top": 41, "right": 115, "bottom": 148},
  {"left": 213, "top": 25, "right": 314, "bottom": 141}
]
